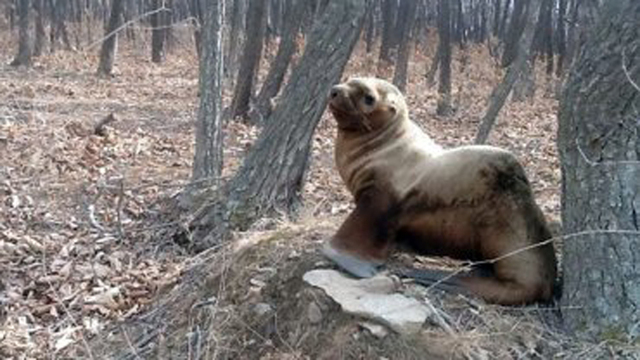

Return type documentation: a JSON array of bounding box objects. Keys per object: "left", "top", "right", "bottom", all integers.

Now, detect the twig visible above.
[
  {"left": 576, "top": 139, "right": 640, "bottom": 166},
  {"left": 85, "top": 7, "right": 171, "bottom": 51},
  {"left": 88, "top": 204, "right": 106, "bottom": 232},
  {"left": 116, "top": 177, "right": 126, "bottom": 240},
  {"left": 420, "top": 229, "right": 640, "bottom": 293},
  {"left": 121, "top": 325, "right": 143, "bottom": 360},
  {"left": 41, "top": 250, "right": 95, "bottom": 359},
  {"left": 622, "top": 49, "right": 640, "bottom": 93}
]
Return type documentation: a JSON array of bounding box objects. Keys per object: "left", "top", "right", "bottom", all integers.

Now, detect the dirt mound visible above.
[{"left": 72, "top": 220, "right": 590, "bottom": 359}]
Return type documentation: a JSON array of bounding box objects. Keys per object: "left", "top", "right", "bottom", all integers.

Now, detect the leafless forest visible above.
[{"left": 1, "top": 0, "right": 639, "bottom": 358}]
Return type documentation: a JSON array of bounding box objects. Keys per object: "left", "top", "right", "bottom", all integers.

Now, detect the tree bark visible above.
[
  {"left": 498, "top": 0, "right": 511, "bottom": 39},
  {"left": 501, "top": 0, "right": 528, "bottom": 67},
  {"left": 392, "top": 0, "right": 417, "bottom": 92},
  {"left": 436, "top": 0, "right": 452, "bottom": 116},
  {"left": 191, "top": 0, "right": 225, "bottom": 183},
  {"left": 253, "top": 0, "right": 306, "bottom": 123},
  {"left": 225, "top": 0, "right": 246, "bottom": 79},
  {"left": 378, "top": 0, "right": 397, "bottom": 66},
  {"left": 189, "top": 0, "right": 366, "bottom": 252},
  {"left": 474, "top": 0, "right": 540, "bottom": 144},
  {"left": 493, "top": 0, "right": 501, "bottom": 37},
  {"left": 364, "top": 0, "right": 376, "bottom": 54},
  {"left": 188, "top": 0, "right": 203, "bottom": 57},
  {"left": 555, "top": 0, "right": 566, "bottom": 76},
  {"left": 97, "top": 0, "right": 125, "bottom": 76},
  {"left": 10, "top": 0, "right": 31, "bottom": 67},
  {"left": 32, "top": 0, "right": 45, "bottom": 57},
  {"left": 150, "top": 0, "right": 168, "bottom": 63},
  {"left": 558, "top": 0, "right": 640, "bottom": 341},
  {"left": 229, "top": 0, "right": 266, "bottom": 121}
]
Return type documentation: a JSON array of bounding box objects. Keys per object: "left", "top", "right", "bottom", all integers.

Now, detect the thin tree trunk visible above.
[
  {"left": 32, "top": 0, "right": 45, "bottom": 56},
  {"left": 151, "top": 0, "right": 168, "bottom": 63},
  {"left": 558, "top": 0, "right": 640, "bottom": 340},
  {"left": 97, "top": 0, "right": 125, "bottom": 76},
  {"left": 474, "top": 0, "right": 540, "bottom": 144},
  {"left": 225, "top": 0, "right": 246, "bottom": 80},
  {"left": 436, "top": 0, "right": 452, "bottom": 116},
  {"left": 378, "top": 0, "right": 397, "bottom": 66},
  {"left": 364, "top": 0, "right": 376, "bottom": 54},
  {"left": 501, "top": 0, "right": 528, "bottom": 67},
  {"left": 191, "top": 0, "right": 225, "bottom": 183},
  {"left": 253, "top": 0, "right": 306, "bottom": 123},
  {"left": 229, "top": 0, "right": 266, "bottom": 121},
  {"left": 493, "top": 0, "right": 501, "bottom": 37},
  {"left": 498, "top": 0, "right": 511, "bottom": 39},
  {"left": 10, "top": 0, "right": 31, "bottom": 67},
  {"left": 555, "top": 0, "right": 566, "bottom": 76},
  {"left": 188, "top": 0, "right": 203, "bottom": 57},
  {"left": 189, "top": 0, "right": 367, "bottom": 252},
  {"left": 392, "top": 0, "right": 417, "bottom": 92}
]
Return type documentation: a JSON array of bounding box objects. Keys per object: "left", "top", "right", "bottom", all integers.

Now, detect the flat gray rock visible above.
[{"left": 303, "top": 269, "right": 431, "bottom": 335}]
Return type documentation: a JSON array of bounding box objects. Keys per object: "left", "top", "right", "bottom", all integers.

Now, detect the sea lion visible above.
[{"left": 322, "top": 77, "right": 557, "bottom": 305}]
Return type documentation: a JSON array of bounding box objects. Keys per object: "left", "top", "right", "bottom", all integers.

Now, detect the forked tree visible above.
[
  {"left": 188, "top": 0, "right": 367, "bottom": 252},
  {"left": 558, "top": 0, "right": 640, "bottom": 340}
]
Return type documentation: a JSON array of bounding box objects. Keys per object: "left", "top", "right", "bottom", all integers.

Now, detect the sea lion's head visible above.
[{"left": 328, "top": 77, "right": 407, "bottom": 132}]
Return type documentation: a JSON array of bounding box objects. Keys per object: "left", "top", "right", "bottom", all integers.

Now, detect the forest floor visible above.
[{"left": 0, "top": 31, "right": 614, "bottom": 358}]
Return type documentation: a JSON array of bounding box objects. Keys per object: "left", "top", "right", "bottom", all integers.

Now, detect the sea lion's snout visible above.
[{"left": 329, "top": 84, "right": 349, "bottom": 103}]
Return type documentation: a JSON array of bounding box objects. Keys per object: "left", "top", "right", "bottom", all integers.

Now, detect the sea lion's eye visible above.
[{"left": 363, "top": 95, "right": 375, "bottom": 106}]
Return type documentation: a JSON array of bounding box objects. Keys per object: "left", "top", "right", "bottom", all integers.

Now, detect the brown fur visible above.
[{"left": 323, "top": 77, "right": 557, "bottom": 305}]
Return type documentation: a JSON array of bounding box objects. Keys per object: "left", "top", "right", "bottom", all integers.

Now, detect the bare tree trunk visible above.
[
  {"left": 150, "top": 0, "right": 168, "bottom": 63},
  {"left": 253, "top": 0, "right": 306, "bottom": 123},
  {"left": 392, "top": 0, "right": 417, "bottom": 92},
  {"left": 229, "top": 0, "right": 266, "bottom": 121},
  {"left": 555, "top": 0, "right": 566, "bottom": 76},
  {"left": 501, "top": 0, "right": 528, "bottom": 67},
  {"left": 378, "top": 0, "right": 397, "bottom": 66},
  {"left": 425, "top": 38, "right": 440, "bottom": 86},
  {"left": 191, "top": 0, "right": 225, "bottom": 183},
  {"left": 97, "top": 0, "right": 125, "bottom": 76},
  {"left": 558, "top": 0, "right": 640, "bottom": 340},
  {"left": 493, "top": 0, "right": 501, "bottom": 37},
  {"left": 498, "top": 0, "right": 511, "bottom": 39},
  {"left": 50, "top": 0, "right": 72, "bottom": 51},
  {"left": 10, "top": 0, "right": 31, "bottom": 67},
  {"left": 188, "top": 0, "right": 203, "bottom": 57},
  {"left": 225, "top": 0, "right": 246, "bottom": 80},
  {"left": 364, "top": 0, "right": 376, "bottom": 54},
  {"left": 32, "top": 0, "right": 45, "bottom": 56},
  {"left": 436, "top": 0, "right": 452, "bottom": 116},
  {"left": 189, "top": 0, "right": 367, "bottom": 252},
  {"left": 474, "top": 0, "right": 540, "bottom": 144}
]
